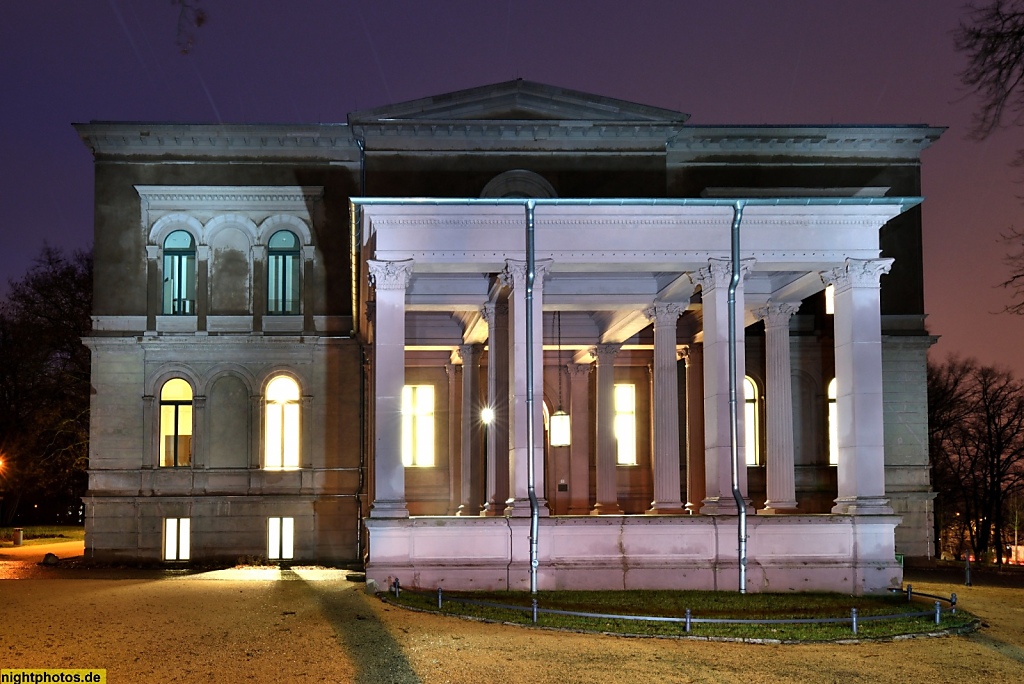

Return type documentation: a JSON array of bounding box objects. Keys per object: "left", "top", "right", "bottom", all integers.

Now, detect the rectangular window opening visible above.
[
  {"left": 163, "top": 517, "right": 190, "bottom": 561},
  {"left": 402, "top": 385, "right": 435, "bottom": 467},
  {"left": 614, "top": 383, "right": 637, "bottom": 466},
  {"left": 268, "top": 517, "right": 294, "bottom": 560}
]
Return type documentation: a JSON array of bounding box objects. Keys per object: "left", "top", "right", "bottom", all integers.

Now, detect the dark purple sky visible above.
[{"left": 3, "top": 1, "right": 1022, "bottom": 375}]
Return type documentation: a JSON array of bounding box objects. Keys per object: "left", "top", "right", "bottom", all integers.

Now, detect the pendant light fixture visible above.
[{"left": 549, "top": 311, "right": 571, "bottom": 447}]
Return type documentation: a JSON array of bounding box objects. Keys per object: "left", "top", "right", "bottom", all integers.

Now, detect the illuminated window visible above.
[
  {"left": 164, "top": 518, "right": 190, "bottom": 560},
  {"left": 267, "top": 230, "right": 301, "bottom": 315},
  {"left": 825, "top": 284, "right": 835, "bottom": 315},
  {"left": 268, "top": 517, "right": 294, "bottom": 561},
  {"left": 828, "top": 378, "right": 839, "bottom": 466},
  {"left": 744, "top": 376, "right": 760, "bottom": 467},
  {"left": 160, "top": 378, "right": 193, "bottom": 467},
  {"left": 614, "top": 383, "right": 637, "bottom": 466},
  {"left": 162, "top": 230, "right": 196, "bottom": 315},
  {"left": 402, "top": 385, "right": 435, "bottom": 467},
  {"left": 265, "top": 375, "right": 300, "bottom": 470}
]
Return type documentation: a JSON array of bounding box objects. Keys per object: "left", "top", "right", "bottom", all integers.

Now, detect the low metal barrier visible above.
[{"left": 387, "top": 578, "right": 957, "bottom": 636}]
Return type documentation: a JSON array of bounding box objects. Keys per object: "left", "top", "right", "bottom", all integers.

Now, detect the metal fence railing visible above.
[{"left": 387, "top": 579, "right": 958, "bottom": 637}]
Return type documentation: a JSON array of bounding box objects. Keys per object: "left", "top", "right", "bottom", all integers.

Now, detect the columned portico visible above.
[
  {"left": 823, "top": 258, "right": 895, "bottom": 515},
  {"left": 696, "top": 258, "right": 754, "bottom": 515},
  {"left": 367, "top": 259, "right": 414, "bottom": 518},
  {"left": 756, "top": 301, "right": 801, "bottom": 513}
]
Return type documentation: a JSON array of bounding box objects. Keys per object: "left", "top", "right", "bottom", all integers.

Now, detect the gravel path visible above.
[{"left": 1, "top": 544, "right": 1022, "bottom": 683}]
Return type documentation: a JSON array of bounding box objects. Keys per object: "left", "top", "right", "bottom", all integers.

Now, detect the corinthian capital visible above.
[
  {"left": 753, "top": 301, "right": 801, "bottom": 328},
  {"left": 642, "top": 302, "right": 684, "bottom": 325},
  {"left": 367, "top": 259, "right": 414, "bottom": 291},
  {"left": 691, "top": 257, "right": 755, "bottom": 292},
  {"left": 820, "top": 258, "right": 894, "bottom": 294},
  {"left": 500, "top": 259, "right": 553, "bottom": 289}
]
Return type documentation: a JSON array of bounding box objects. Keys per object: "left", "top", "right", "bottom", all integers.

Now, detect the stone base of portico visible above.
[{"left": 364, "top": 514, "right": 902, "bottom": 595}]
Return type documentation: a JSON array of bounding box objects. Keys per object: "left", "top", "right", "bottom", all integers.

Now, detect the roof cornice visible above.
[{"left": 669, "top": 125, "right": 945, "bottom": 159}]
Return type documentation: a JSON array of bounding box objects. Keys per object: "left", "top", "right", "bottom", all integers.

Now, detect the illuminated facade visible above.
[{"left": 77, "top": 81, "right": 941, "bottom": 592}]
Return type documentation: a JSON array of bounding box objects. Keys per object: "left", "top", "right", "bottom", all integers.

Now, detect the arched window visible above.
[
  {"left": 828, "top": 378, "right": 839, "bottom": 466},
  {"left": 162, "top": 230, "right": 196, "bottom": 315},
  {"left": 267, "top": 230, "right": 301, "bottom": 315},
  {"left": 160, "top": 378, "right": 193, "bottom": 467},
  {"left": 744, "top": 376, "right": 760, "bottom": 467},
  {"left": 265, "top": 375, "right": 300, "bottom": 469}
]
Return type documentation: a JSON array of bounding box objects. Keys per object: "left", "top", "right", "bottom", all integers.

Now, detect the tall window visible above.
[
  {"left": 265, "top": 376, "right": 300, "bottom": 469},
  {"left": 744, "top": 376, "right": 760, "bottom": 467},
  {"left": 402, "top": 385, "right": 435, "bottom": 467},
  {"left": 163, "top": 230, "right": 196, "bottom": 315},
  {"left": 267, "top": 230, "right": 301, "bottom": 315},
  {"left": 828, "top": 378, "right": 839, "bottom": 466},
  {"left": 268, "top": 517, "right": 295, "bottom": 561},
  {"left": 160, "top": 378, "right": 193, "bottom": 467},
  {"left": 614, "top": 383, "right": 637, "bottom": 466},
  {"left": 164, "top": 518, "right": 190, "bottom": 561}
]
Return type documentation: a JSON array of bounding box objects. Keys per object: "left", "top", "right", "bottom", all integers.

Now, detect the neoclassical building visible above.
[{"left": 77, "top": 81, "right": 941, "bottom": 593}]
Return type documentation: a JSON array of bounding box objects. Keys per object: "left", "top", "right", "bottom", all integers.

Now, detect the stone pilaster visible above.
[
  {"left": 457, "top": 343, "right": 483, "bottom": 515},
  {"left": 682, "top": 345, "right": 706, "bottom": 513},
  {"left": 367, "top": 259, "right": 414, "bottom": 518},
  {"left": 445, "top": 361, "right": 463, "bottom": 515},
  {"left": 643, "top": 303, "right": 686, "bottom": 514},
  {"left": 822, "top": 258, "right": 895, "bottom": 515},
  {"left": 481, "top": 299, "right": 510, "bottom": 516},
  {"left": 566, "top": 362, "right": 593, "bottom": 515},
  {"left": 754, "top": 301, "right": 801, "bottom": 513},
  {"left": 694, "top": 258, "right": 754, "bottom": 515},
  {"left": 591, "top": 344, "right": 622, "bottom": 515}
]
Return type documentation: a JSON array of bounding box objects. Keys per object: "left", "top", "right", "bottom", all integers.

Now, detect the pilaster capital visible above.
[
  {"left": 691, "top": 257, "right": 755, "bottom": 292},
  {"left": 567, "top": 362, "right": 593, "bottom": 378},
  {"left": 500, "top": 258, "right": 552, "bottom": 289},
  {"left": 679, "top": 343, "right": 703, "bottom": 367},
  {"left": 820, "top": 258, "right": 894, "bottom": 294},
  {"left": 196, "top": 245, "right": 210, "bottom": 261},
  {"left": 445, "top": 361, "right": 463, "bottom": 378},
  {"left": 456, "top": 343, "right": 482, "bottom": 366},
  {"left": 481, "top": 299, "right": 509, "bottom": 325},
  {"left": 367, "top": 259, "right": 414, "bottom": 291},
  {"left": 589, "top": 343, "right": 621, "bottom": 365},
  {"left": 146, "top": 245, "right": 161, "bottom": 260},
  {"left": 642, "top": 301, "right": 684, "bottom": 325},
  {"left": 753, "top": 301, "right": 801, "bottom": 328}
]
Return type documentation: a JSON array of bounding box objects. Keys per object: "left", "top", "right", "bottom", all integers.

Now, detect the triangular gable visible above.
[{"left": 349, "top": 79, "right": 690, "bottom": 124}]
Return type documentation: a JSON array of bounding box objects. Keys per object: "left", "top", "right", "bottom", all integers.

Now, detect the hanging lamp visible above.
[{"left": 549, "top": 311, "right": 571, "bottom": 447}]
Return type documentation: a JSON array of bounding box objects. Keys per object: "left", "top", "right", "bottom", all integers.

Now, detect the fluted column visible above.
[
  {"left": 445, "top": 361, "right": 463, "bottom": 515},
  {"left": 481, "top": 300, "right": 510, "bottom": 516},
  {"left": 694, "top": 258, "right": 754, "bottom": 515},
  {"left": 457, "top": 343, "right": 483, "bottom": 515},
  {"left": 501, "top": 259, "right": 551, "bottom": 517},
  {"left": 566, "top": 362, "right": 593, "bottom": 515},
  {"left": 591, "top": 344, "right": 622, "bottom": 515},
  {"left": 754, "top": 301, "right": 801, "bottom": 513},
  {"left": 367, "top": 259, "right": 414, "bottom": 518},
  {"left": 643, "top": 303, "right": 686, "bottom": 514},
  {"left": 822, "top": 258, "right": 895, "bottom": 515},
  {"left": 682, "top": 345, "right": 706, "bottom": 513}
]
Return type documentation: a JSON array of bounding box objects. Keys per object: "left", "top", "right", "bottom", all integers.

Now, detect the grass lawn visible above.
[
  {"left": 387, "top": 587, "right": 975, "bottom": 641},
  {"left": 0, "top": 525, "right": 85, "bottom": 545}
]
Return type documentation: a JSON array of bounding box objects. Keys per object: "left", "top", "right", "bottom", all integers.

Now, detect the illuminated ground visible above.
[{"left": 1, "top": 543, "right": 1021, "bottom": 683}]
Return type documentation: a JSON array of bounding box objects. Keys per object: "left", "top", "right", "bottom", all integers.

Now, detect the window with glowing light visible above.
[
  {"left": 828, "top": 378, "right": 839, "bottom": 466},
  {"left": 163, "top": 518, "right": 190, "bottom": 561},
  {"left": 614, "top": 383, "right": 637, "bottom": 466},
  {"left": 825, "top": 284, "right": 835, "bottom": 315},
  {"left": 265, "top": 375, "right": 300, "bottom": 470},
  {"left": 268, "top": 517, "right": 294, "bottom": 560},
  {"left": 162, "top": 230, "right": 196, "bottom": 315},
  {"left": 402, "top": 385, "right": 435, "bottom": 467},
  {"left": 744, "top": 376, "right": 760, "bottom": 467},
  {"left": 160, "top": 378, "right": 193, "bottom": 467},
  {"left": 267, "top": 230, "right": 301, "bottom": 315}
]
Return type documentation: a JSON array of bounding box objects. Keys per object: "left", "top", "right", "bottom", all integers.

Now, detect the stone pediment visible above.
[{"left": 348, "top": 79, "right": 690, "bottom": 124}]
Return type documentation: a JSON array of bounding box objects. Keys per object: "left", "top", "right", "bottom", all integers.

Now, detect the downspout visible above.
[
  {"left": 524, "top": 199, "right": 541, "bottom": 595},
  {"left": 353, "top": 132, "right": 367, "bottom": 564},
  {"left": 728, "top": 200, "right": 747, "bottom": 594}
]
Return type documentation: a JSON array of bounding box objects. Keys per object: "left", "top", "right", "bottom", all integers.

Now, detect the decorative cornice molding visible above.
[
  {"left": 136, "top": 185, "right": 324, "bottom": 212},
  {"left": 669, "top": 126, "right": 944, "bottom": 159}
]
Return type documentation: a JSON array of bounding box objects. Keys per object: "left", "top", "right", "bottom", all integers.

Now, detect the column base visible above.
[
  {"left": 480, "top": 500, "right": 505, "bottom": 517},
  {"left": 369, "top": 500, "right": 409, "bottom": 519},
  {"left": 504, "top": 498, "right": 550, "bottom": 517},
  {"left": 760, "top": 501, "right": 799, "bottom": 515},
  {"left": 590, "top": 502, "right": 623, "bottom": 515},
  {"left": 646, "top": 502, "right": 687, "bottom": 515},
  {"left": 456, "top": 503, "right": 481, "bottom": 516},
  {"left": 832, "top": 497, "right": 894, "bottom": 515},
  {"left": 699, "top": 497, "right": 754, "bottom": 516}
]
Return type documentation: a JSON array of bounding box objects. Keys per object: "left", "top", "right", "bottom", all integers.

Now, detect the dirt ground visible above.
[{"left": 1, "top": 542, "right": 1022, "bottom": 683}]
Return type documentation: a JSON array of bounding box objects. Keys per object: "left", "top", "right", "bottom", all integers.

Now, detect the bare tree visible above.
[{"left": 929, "top": 357, "right": 1024, "bottom": 562}]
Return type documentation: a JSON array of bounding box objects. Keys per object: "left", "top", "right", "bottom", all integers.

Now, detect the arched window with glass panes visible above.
[
  {"left": 267, "top": 230, "right": 300, "bottom": 315},
  {"left": 162, "top": 231, "right": 196, "bottom": 315},
  {"left": 744, "top": 376, "right": 760, "bottom": 467},
  {"left": 159, "top": 378, "right": 193, "bottom": 467},
  {"left": 265, "top": 375, "right": 301, "bottom": 469}
]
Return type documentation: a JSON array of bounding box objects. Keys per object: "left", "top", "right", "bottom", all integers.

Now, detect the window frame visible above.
[
  {"left": 268, "top": 516, "right": 295, "bottom": 561},
  {"left": 827, "top": 377, "right": 839, "bottom": 466},
  {"left": 163, "top": 517, "right": 191, "bottom": 561},
  {"left": 614, "top": 383, "right": 637, "bottom": 466},
  {"left": 264, "top": 375, "right": 301, "bottom": 470},
  {"left": 159, "top": 378, "right": 193, "bottom": 468},
  {"left": 162, "top": 230, "right": 196, "bottom": 315},
  {"left": 267, "top": 230, "right": 301, "bottom": 315},
  {"left": 744, "top": 376, "right": 760, "bottom": 467},
  {"left": 402, "top": 384, "right": 436, "bottom": 468}
]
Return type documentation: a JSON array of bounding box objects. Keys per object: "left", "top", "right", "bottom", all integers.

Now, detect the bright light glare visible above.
[{"left": 480, "top": 406, "right": 495, "bottom": 424}]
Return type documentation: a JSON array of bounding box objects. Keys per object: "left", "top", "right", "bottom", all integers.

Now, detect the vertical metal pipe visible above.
[
  {"left": 524, "top": 200, "right": 540, "bottom": 595},
  {"left": 728, "top": 200, "right": 748, "bottom": 593}
]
